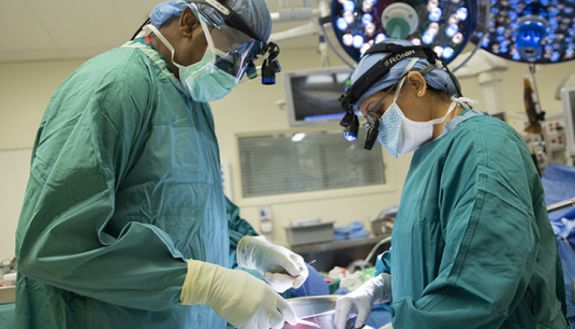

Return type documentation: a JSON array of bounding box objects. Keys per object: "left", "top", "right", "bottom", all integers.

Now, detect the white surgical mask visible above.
[
  {"left": 144, "top": 23, "right": 238, "bottom": 102},
  {"left": 377, "top": 76, "right": 465, "bottom": 157}
]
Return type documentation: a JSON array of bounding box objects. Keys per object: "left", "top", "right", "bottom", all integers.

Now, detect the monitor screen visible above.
[{"left": 284, "top": 67, "right": 352, "bottom": 126}]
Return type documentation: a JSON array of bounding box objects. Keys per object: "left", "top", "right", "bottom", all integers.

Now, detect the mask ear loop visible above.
[
  {"left": 144, "top": 24, "right": 181, "bottom": 67},
  {"left": 197, "top": 15, "right": 218, "bottom": 55}
]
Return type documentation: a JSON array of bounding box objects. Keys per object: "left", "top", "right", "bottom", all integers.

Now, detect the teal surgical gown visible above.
[
  {"left": 379, "top": 112, "right": 568, "bottom": 328},
  {"left": 14, "top": 39, "right": 256, "bottom": 329}
]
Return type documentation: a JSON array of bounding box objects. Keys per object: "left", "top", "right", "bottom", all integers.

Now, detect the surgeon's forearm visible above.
[
  {"left": 18, "top": 220, "right": 189, "bottom": 311},
  {"left": 372, "top": 273, "right": 392, "bottom": 304}
]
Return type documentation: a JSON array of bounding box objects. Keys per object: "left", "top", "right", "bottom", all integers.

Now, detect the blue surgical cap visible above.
[
  {"left": 149, "top": 0, "right": 272, "bottom": 42},
  {"left": 350, "top": 39, "right": 460, "bottom": 107}
]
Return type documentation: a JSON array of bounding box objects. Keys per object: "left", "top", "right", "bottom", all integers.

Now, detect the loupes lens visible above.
[
  {"left": 214, "top": 51, "right": 249, "bottom": 78},
  {"left": 364, "top": 118, "right": 380, "bottom": 150}
]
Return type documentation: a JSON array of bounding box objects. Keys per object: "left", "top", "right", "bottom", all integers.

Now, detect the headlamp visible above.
[{"left": 261, "top": 42, "right": 281, "bottom": 85}]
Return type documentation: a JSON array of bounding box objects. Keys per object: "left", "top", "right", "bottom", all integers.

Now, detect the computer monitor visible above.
[
  {"left": 283, "top": 67, "right": 352, "bottom": 127},
  {"left": 561, "top": 75, "right": 575, "bottom": 157}
]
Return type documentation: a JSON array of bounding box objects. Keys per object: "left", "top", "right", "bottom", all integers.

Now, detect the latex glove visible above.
[
  {"left": 237, "top": 235, "right": 309, "bottom": 292},
  {"left": 181, "top": 259, "right": 298, "bottom": 329},
  {"left": 335, "top": 273, "right": 392, "bottom": 329},
  {"left": 380, "top": 323, "right": 393, "bottom": 329}
]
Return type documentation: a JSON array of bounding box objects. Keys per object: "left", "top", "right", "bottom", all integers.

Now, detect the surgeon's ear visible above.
[
  {"left": 407, "top": 71, "right": 427, "bottom": 98},
  {"left": 179, "top": 7, "right": 200, "bottom": 38}
]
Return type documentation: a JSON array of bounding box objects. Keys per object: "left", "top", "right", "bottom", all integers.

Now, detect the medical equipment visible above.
[
  {"left": 477, "top": 0, "right": 575, "bottom": 64},
  {"left": 283, "top": 67, "right": 352, "bottom": 127},
  {"left": 285, "top": 220, "right": 335, "bottom": 246},
  {"left": 0, "top": 287, "right": 16, "bottom": 304},
  {"left": 561, "top": 74, "right": 575, "bottom": 160},
  {"left": 548, "top": 198, "right": 575, "bottom": 213},
  {"left": 338, "top": 43, "right": 460, "bottom": 149},
  {"left": 503, "top": 66, "right": 571, "bottom": 172},
  {"left": 330, "top": 0, "right": 487, "bottom": 66},
  {"left": 282, "top": 295, "right": 356, "bottom": 329},
  {"left": 0, "top": 259, "right": 16, "bottom": 277},
  {"left": 261, "top": 42, "right": 282, "bottom": 84},
  {"left": 268, "top": 0, "right": 489, "bottom": 71}
]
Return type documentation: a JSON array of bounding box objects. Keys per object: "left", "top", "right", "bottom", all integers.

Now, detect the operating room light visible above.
[
  {"left": 291, "top": 133, "right": 307, "bottom": 142},
  {"left": 331, "top": 0, "right": 482, "bottom": 65},
  {"left": 429, "top": 7, "right": 442, "bottom": 22},
  {"left": 337, "top": 17, "right": 348, "bottom": 31},
  {"left": 353, "top": 35, "right": 365, "bottom": 48},
  {"left": 477, "top": 0, "right": 575, "bottom": 64},
  {"left": 442, "top": 46, "right": 455, "bottom": 59},
  {"left": 344, "top": 131, "right": 358, "bottom": 141}
]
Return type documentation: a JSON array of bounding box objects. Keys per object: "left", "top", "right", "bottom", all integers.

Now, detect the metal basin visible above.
[{"left": 283, "top": 295, "right": 340, "bottom": 329}]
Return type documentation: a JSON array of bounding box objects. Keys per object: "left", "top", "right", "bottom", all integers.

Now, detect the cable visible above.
[
  {"left": 364, "top": 236, "right": 392, "bottom": 264},
  {"left": 131, "top": 18, "right": 151, "bottom": 40}
]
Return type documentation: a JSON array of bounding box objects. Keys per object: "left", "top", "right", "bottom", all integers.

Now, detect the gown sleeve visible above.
[
  {"left": 391, "top": 124, "right": 543, "bottom": 328},
  {"left": 226, "top": 198, "right": 258, "bottom": 266},
  {"left": 16, "top": 62, "right": 188, "bottom": 312}
]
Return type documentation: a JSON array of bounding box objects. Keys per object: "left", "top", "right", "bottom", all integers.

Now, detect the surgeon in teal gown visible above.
[
  {"left": 13, "top": 1, "right": 308, "bottom": 329},
  {"left": 335, "top": 39, "right": 568, "bottom": 329}
]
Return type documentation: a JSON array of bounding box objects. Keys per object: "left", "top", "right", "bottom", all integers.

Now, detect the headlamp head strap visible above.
[
  {"left": 192, "top": 0, "right": 262, "bottom": 42},
  {"left": 339, "top": 45, "right": 437, "bottom": 112}
]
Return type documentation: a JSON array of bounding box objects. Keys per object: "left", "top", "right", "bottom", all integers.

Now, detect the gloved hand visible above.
[
  {"left": 335, "top": 273, "right": 392, "bottom": 329},
  {"left": 237, "top": 235, "right": 309, "bottom": 292},
  {"left": 381, "top": 323, "right": 393, "bottom": 329},
  {"left": 181, "top": 259, "right": 298, "bottom": 329}
]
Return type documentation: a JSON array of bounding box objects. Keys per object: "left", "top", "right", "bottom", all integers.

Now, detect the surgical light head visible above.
[
  {"left": 331, "top": 0, "right": 483, "bottom": 65},
  {"left": 339, "top": 40, "right": 461, "bottom": 150},
  {"left": 478, "top": 0, "right": 575, "bottom": 64}
]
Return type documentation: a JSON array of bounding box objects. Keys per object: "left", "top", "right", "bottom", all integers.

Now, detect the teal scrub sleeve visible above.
[
  {"left": 391, "top": 131, "right": 540, "bottom": 328},
  {"left": 375, "top": 252, "right": 391, "bottom": 276},
  {"left": 226, "top": 198, "right": 257, "bottom": 266},
  {"left": 16, "top": 72, "right": 188, "bottom": 312}
]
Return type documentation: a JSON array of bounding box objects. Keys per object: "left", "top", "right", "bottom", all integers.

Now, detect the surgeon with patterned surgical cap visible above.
[
  {"left": 334, "top": 39, "right": 568, "bottom": 329},
  {"left": 14, "top": 1, "right": 307, "bottom": 329}
]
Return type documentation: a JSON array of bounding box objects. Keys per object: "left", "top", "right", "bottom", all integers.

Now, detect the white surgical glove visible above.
[
  {"left": 237, "top": 235, "right": 309, "bottom": 292},
  {"left": 181, "top": 259, "right": 298, "bottom": 329},
  {"left": 380, "top": 323, "right": 393, "bottom": 329},
  {"left": 335, "top": 273, "right": 392, "bottom": 329}
]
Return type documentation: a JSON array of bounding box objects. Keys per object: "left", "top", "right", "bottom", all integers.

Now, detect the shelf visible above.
[{"left": 290, "top": 234, "right": 390, "bottom": 254}]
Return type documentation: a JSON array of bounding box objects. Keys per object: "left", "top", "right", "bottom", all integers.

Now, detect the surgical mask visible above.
[
  {"left": 144, "top": 23, "right": 238, "bottom": 102},
  {"left": 377, "top": 76, "right": 461, "bottom": 157}
]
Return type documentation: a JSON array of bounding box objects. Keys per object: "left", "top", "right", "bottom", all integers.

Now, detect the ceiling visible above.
[{"left": 0, "top": 0, "right": 318, "bottom": 63}]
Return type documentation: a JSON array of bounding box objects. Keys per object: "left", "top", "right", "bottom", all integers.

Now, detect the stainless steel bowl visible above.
[{"left": 282, "top": 295, "right": 343, "bottom": 329}]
